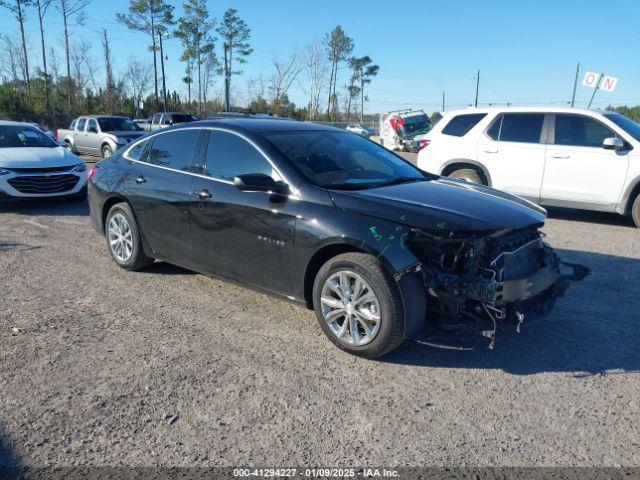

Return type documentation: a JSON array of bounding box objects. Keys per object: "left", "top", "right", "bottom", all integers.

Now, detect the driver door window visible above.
[
  {"left": 541, "top": 114, "right": 628, "bottom": 206},
  {"left": 554, "top": 114, "right": 616, "bottom": 147},
  {"left": 203, "top": 131, "right": 280, "bottom": 181}
]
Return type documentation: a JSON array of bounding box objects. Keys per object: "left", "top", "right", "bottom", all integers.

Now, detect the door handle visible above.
[
  {"left": 195, "top": 189, "right": 212, "bottom": 199},
  {"left": 135, "top": 175, "right": 146, "bottom": 184},
  {"left": 550, "top": 154, "right": 570, "bottom": 159},
  {"left": 483, "top": 149, "right": 498, "bottom": 154}
]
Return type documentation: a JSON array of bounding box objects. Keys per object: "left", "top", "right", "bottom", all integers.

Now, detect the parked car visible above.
[
  {"left": 88, "top": 119, "right": 586, "bottom": 358},
  {"left": 0, "top": 121, "right": 87, "bottom": 201},
  {"left": 345, "top": 123, "right": 371, "bottom": 137},
  {"left": 150, "top": 112, "right": 199, "bottom": 131},
  {"left": 417, "top": 107, "right": 640, "bottom": 228},
  {"left": 133, "top": 118, "right": 152, "bottom": 131},
  {"left": 57, "top": 116, "right": 145, "bottom": 158},
  {"left": 380, "top": 109, "right": 432, "bottom": 152}
]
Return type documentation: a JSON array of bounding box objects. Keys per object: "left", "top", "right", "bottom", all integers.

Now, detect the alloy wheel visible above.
[
  {"left": 108, "top": 213, "right": 133, "bottom": 263},
  {"left": 320, "top": 270, "right": 381, "bottom": 346}
]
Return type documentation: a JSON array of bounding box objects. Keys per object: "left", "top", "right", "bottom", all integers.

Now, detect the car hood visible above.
[
  {"left": 106, "top": 131, "right": 145, "bottom": 139},
  {"left": 329, "top": 178, "right": 547, "bottom": 233},
  {"left": 0, "top": 147, "right": 82, "bottom": 169}
]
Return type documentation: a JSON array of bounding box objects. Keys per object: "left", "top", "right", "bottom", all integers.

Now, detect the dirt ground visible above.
[{"left": 1, "top": 192, "right": 639, "bottom": 469}]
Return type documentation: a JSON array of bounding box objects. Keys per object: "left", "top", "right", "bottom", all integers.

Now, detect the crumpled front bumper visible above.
[{"left": 414, "top": 246, "right": 590, "bottom": 348}]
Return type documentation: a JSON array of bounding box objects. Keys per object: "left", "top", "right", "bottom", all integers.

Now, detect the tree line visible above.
[{"left": 0, "top": 0, "right": 380, "bottom": 127}]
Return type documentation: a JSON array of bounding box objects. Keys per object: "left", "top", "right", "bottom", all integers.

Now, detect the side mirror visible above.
[
  {"left": 234, "top": 173, "right": 289, "bottom": 195},
  {"left": 603, "top": 137, "right": 624, "bottom": 151},
  {"left": 163, "top": 120, "right": 172, "bottom": 125}
]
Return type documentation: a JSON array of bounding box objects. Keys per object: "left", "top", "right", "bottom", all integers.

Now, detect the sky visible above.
[{"left": 1, "top": 0, "right": 639, "bottom": 114}]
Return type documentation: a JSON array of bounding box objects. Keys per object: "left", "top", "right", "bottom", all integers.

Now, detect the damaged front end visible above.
[{"left": 406, "top": 226, "right": 589, "bottom": 348}]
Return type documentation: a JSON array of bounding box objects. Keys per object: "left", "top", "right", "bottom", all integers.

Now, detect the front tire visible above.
[
  {"left": 101, "top": 144, "right": 113, "bottom": 158},
  {"left": 632, "top": 194, "right": 640, "bottom": 228},
  {"left": 105, "top": 203, "right": 154, "bottom": 270},
  {"left": 312, "top": 252, "right": 405, "bottom": 358}
]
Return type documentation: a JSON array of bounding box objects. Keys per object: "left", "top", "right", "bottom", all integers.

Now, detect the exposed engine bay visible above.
[{"left": 406, "top": 226, "right": 589, "bottom": 348}]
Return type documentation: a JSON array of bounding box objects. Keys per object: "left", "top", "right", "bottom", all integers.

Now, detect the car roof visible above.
[
  {"left": 183, "top": 118, "right": 339, "bottom": 134},
  {"left": 443, "top": 106, "right": 610, "bottom": 116},
  {"left": 0, "top": 120, "right": 39, "bottom": 127}
]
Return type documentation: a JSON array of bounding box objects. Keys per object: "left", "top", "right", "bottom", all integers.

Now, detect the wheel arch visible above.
[
  {"left": 303, "top": 243, "right": 368, "bottom": 309},
  {"left": 441, "top": 159, "right": 492, "bottom": 186},
  {"left": 619, "top": 176, "right": 640, "bottom": 215},
  {"left": 102, "top": 195, "right": 154, "bottom": 257}
]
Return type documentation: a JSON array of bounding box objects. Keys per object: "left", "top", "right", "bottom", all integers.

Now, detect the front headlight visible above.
[
  {"left": 0, "top": 168, "right": 11, "bottom": 176},
  {"left": 115, "top": 137, "right": 126, "bottom": 145},
  {"left": 72, "top": 163, "right": 87, "bottom": 173}
]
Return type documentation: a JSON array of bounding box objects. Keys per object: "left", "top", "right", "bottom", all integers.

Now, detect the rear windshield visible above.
[
  {"left": 98, "top": 117, "right": 142, "bottom": 131},
  {"left": 0, "top": 125, "right": 57, "bottom": 148},
  {"left": 441, "top": 113, "right": 487, "bottom": 137},
  {"left": 603, "top": 112, "right": 640, "bottom": 142}
]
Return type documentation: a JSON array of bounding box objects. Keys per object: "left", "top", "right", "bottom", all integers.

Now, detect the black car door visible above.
[
  {"left": 189, "top": 129, "right": 299, "bottom": 296},
  {"left": 125, "top": 128, "right": 203, "bottom": 267}
]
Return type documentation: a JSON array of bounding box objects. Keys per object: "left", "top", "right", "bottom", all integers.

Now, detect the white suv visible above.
[{"left": 418, "top": 107, "right": 640, "bottom": 227}]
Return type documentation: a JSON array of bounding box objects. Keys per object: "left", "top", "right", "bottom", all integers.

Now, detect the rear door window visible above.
[
  {"left": 487, "top": 113, "right": 545, "bottom": 143},
  {"left": 152, "top": 113, "right": 162, "bottom": 125},
  {"left": 204, "top": 131, "right": 278, "bottom": 181},
  {"left": 77, "top": 118, "right": 86, "bottom": 131},
  {"left": 146, "top": 130, "right": 201, "bottom": 171},
  {"left": 441, "top": 113, "right": 487, "bottom": 137},
  {"left": 554, "top": 114, "right": 617, "bottom": 147}
]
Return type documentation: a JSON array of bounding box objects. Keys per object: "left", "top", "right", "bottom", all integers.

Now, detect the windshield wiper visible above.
[{"left": 370, "top": 176, "right": 425, "bottom": 188}]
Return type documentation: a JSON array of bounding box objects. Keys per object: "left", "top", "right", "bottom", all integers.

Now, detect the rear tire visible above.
[
  {"left": 632, "top": 194, "right": 640, "bottom": 228},
  {"left": 312, "top": 252, "right": 405, "bottom": 358},
  {"left": 448, "top": 167, "right": 485, "bottom": 185},
  {"left": 105, "top": 203, "right": 154, "bottom": 271}
]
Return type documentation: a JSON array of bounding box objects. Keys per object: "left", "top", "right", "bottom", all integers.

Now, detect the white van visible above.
[
  {"left": 379, "top": 110, "right": 431, "bottom": 152},
  {"left": 417, "top": 106, "right": 640, "bottom": 227}
]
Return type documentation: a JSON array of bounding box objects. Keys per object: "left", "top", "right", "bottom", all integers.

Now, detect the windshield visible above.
[
  {"left": 603, "top": 112, "right": 640, "bottom": 142},
  {"left": 398, "top": 114, "right": 431, "bottom": 138},
  {"left": 0, "top": 125, "right": 58, "bottom": 148},
  {"left": 98, "top": 117, "right": 142, "bottom": 131},
  {"left": 265, "top": 130, "right": 427, "bottom": 189}
]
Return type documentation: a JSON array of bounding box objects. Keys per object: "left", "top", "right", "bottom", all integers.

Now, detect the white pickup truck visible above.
[{"left": 57, "top": 115, "right": 146, "bottom": 158}]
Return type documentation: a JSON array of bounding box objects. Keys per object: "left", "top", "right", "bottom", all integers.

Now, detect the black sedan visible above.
[{"left": 88, "top": 118, "right": 586, "bottom": 358}]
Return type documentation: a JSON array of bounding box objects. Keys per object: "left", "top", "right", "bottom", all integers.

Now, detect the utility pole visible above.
[
  {"left": 587, "top": 73, "right": 603, "bottom": 108},
  {"left": 157, "top": 32, "right": 168, "bottom": 113},
  {"left": 474, "top": 69, "right": 480, "bottom": 107},
  {"left": 571, "top": 62, "right": 580, "bottom": 107},
  {"left": 442, "top": 91, "right": 445, "bottom": 112}
]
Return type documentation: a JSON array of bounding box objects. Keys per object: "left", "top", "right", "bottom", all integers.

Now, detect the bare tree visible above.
[
  {"left": 201, "top": 49, "right": 218, "bottom": 116},
  {"left": 0, "top": 35, "right": 21, "bottom": 89},
  {"left": 0, "top": 1, "right": 32, "bottom": 91},
  {"left": 270, "top": 51, "right": 302, "bottom": 106},
  {"left": 57, "top": 0, "right": 90, "bottom": 110},
  {"left": 69, "top": 38, "right": 91, "bottom": 112},
  {"left": 302, "top": 39, "right": 328, "bottom": 120},
  {"left": 125, "top": 56, "right": 153, "bottom": 117},
  {"left": 34, "top": 0, "right": 54, "bottom": 110},
  {"left": 101, "top": 29, "right": 114, "bottom": 114}
]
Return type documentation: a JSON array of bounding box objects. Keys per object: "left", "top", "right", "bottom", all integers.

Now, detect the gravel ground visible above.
[{"left": 1, "top": 193, "right": 639, "bottom": 469}]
